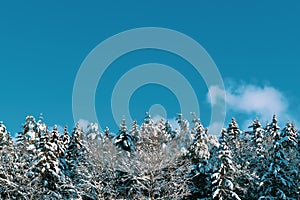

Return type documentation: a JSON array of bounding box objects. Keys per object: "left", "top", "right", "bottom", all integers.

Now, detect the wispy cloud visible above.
[
  {"left": 227, "top": 84, "right": 288, "bottom": 120},
  {"left": 207, "top": 85, "right": 226, "bottom": 106},
  {"left": 208, "top": 82, "right": 292, "bottom": 129}
]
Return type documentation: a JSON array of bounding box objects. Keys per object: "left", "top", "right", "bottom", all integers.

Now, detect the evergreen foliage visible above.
[{"left": 0, "top": 113, "right": 298, "bottom": 199}]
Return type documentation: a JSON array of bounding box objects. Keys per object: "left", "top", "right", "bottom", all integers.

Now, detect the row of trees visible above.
[{"left": 0, "top": 113, "right": 299, "bottom": 199}]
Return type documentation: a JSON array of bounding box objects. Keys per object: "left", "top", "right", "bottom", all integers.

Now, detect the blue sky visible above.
[{"left": 1, "top": 1, "right": 300, "bottom": 135}]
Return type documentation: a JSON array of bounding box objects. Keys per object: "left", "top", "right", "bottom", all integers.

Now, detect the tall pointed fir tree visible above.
[
  {"left": 188, "top": 113, "right": 209, "bottom": 162},
  {"left": 259, "top": 115, "right": 297, "bottom": 199},
  {"left": 114, "top": 119, "right": 135, "bottom": 152},
  {"left": 163, "top": 120, "right": 178, "bottom": 141},
  {"left": 14, "top": 116, "right": 39, "bottom": 198},
  {"left": 176, "top": 113, "right": 190, "bottom": 149},
  {"left": 60, "top": 126, "right": 70, "bottom": 152},
  {"left": 211, "top": 129, "right": 241, "bottom": 200},
  {"left": 246, "top": 119, "right": 268, "bottom": 199},
  {"left": 226, "top": 118, "right": 243, "bottom": 164},
  {"left": 130, "top": 120, "right": 140, "bottom": 143},
  {"left": 27, "top": 124, "right": 66, "bottom": 199},
  {"left": 0, "top": 121, "right": 7, "bottom": 145},
  {"left": 0, "top": 121, "right": 18, "bottom": 198},
  {"left": 281, "top": 121, "right": 298, "bottom": 150},
  {"left": 50, "top": 125, "right": 64, "bottom": 159},
  {"left": 265, "top": 114, "right": 281, "bottom": 147},
  {"left": 66, "top": 123, "right": 98, "bottom": 199},
  {"left": 86, "top": 122, "right": 102, "bottom": 148},
  {"left": 226, "top": 118, "right": 252, "bottom": 198},
  {"left": 187, "top": 113, "right": 211, "bottom": 198},
  {"left": 248, "top": 119, "right": 267, "bottom": 163},
  {"left": 281, "top": 122, "right": 299, "bottom": 194},
  {"left": 36, "top": 113, "right": 46, "bottom": 145}
]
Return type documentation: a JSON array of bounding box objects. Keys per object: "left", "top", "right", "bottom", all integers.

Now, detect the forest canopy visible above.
[{"left": 0, "top": 113, "right": 299, "bottom": 199}]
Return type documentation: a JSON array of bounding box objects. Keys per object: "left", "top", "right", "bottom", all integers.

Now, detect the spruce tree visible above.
[
  {"left": 28, "top": 125, "right": 64, "bottom": 198},
  {"left": 114, "top": 119, "right": 135, "bottom": 152},
  {"left": 66, "top": 123, "right": 98, "bottom": 199},
  {"left": 211, "top": 129, "right": 241, "bottom": 200},
  {"left": 0, "top": 121, "right": 18, "bottom": 198},
  {"left": 259, "top": 116, "right": 297, "bottom": 199},
  {"left": 187, "top": 114, "right": 211, "bottom": 198},
  {"left": 130, "top": 120, "right": 140, "bottom": 143}
]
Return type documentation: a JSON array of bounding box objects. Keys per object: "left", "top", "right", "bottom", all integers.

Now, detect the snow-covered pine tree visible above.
[
  {"left": 176, "top": 113, "right": 190, "bottom": 148},
  {"left": 259, "top": 116, "right": 297, "bottom": 199},
  {"left": 177, "top": 113, "right": 189, "bottom": 135},
  {"left": 163, "top": 120, "right": 178, "bottom": 140},
  {"left": 0, "top": 121, "right": 7, "bottom": 145},
  {"left": 281, "top": 122, "right": 298, "bottom": 150},
  {"left": 226, "top": 118, "right": 243, "bottom": 164},
  {"left": 50, "top": 125, "right": 64, "bottom": 159},
  {"left": 190, "top": 112, "right": 202, "bottom": 142},
  {"left": 187, "top": 113, "right": 211, "bottom": 198},
  {"left": 28, "top": 125, "right": 64, "bottom": 199},
  {"left": 36, "top": 114, "right": 47, "bottom": 144},
  {"left": 86, "top": 122, "right": 102, "bottom": 146},
  {"left": 60, "top": 126, "right": 70, "bottom": 152},
  {"left": 265, "top": 114, "right": 281, "bottom": 148},
  {"left": 281, "top": 122, "right": 300, "bottom": 195},
  {"left": 188, "top": 114, "right": 209, "bottom": 162},
  {"left": 16, "top": 116, "right": 38, "bottom": 155},
  {"left": 249, "top": 119, "right": 267, "bottom": 162},
  {"left": 103, "top": 126, "right": 114, "bottom": 141},
  {"left": 66, "top": 123, "right": 98, "bottom": 199},
  {"left": 66, "top": 123, "right": 83, "bottom": 169},
  {"left": 130, "top": 120, "right": 140, "bottom": 143},
  {"left": 211, "top": 129, "right": 241, "bottom": 200},
  {"left": 244, "top": 119, "right": 268, "bottom": 199},
  {"left": 13, "top": 116, "right": 41, "bottom": 198},
  {"left": 54, "top": 125, "right": 78, "bottom": 198},
  {"left": 143, "top": 112, "right": 152, "bottom": 125},
  {"left": 114, "top": 119, "right": 135, "bottom": 152},
  {"left": 226, "top": 118, "right": 253, "bottom": 198},
  {"left": 0, "top": 121, "right": 18, "bottom": 199}
]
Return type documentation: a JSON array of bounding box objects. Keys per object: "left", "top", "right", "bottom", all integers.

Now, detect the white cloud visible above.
[
  {"left": 207, "top": 85, "right": 226, "bottom": 105},
  {"left": 227, "top": 84, "right": 289, "bottom": 121},
  {"left": 208, "top": 83, "right": 291, "bottom": 127}
]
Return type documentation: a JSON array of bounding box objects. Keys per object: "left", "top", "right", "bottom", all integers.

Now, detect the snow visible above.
[{"left": 0, "top": 114, "right": 299, "bottom": 199}]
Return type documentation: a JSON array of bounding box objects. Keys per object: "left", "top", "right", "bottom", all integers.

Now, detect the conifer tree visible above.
[
  {"left": 176, "top": 113, "right": 190, "bottom": 147},
  {"left": 226, "top": 118, "right": 243, "bottom": 164},
  {"left": 187, "top": 114, "right": 211, "bottom": 198},
  {"left": 130, "top": 120, "right": 140, "bottom": 143},
  {"left": 114, "top": 119, "right": 135, "bottom": 152},
  {"left": 66, "top": 123, "right": 98, "bottom": 199},
  {"left": 28, "top": 125, "right": 64, "bottom": 198},
  {"left": 259, "top": 116, "right": 297, "bottom": 199},
  {"left": 211, "top": 129, "right": 241, "bottom": 200},
  {"left": 0, "top": 121, "right": 18, "bottom": 198}
]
